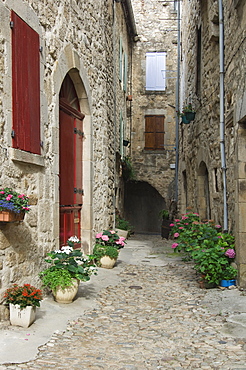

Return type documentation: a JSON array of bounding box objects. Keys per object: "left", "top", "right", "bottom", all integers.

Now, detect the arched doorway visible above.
[
  {"left": 59, "top": 73, "right": 84, "bottom": 246},
  {"left": 197, "top": 161, "right": 211, "bottom": 221},
  {"left": 124, "top": 181, "right": 166, "bottom": 233}
]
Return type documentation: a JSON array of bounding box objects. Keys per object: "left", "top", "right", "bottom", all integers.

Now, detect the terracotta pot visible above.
[
  {"left": 53, "top": 279, "right": 79, "bottom": 304},
  {"left": 9, "top": 304, "right": 36, "bottom": 328},
  {"left": 100, "top": 255, "right": 117, "bottom": 269}
]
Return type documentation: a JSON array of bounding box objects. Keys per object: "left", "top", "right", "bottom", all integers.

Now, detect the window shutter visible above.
[
  {"left": 123, "top": 53, "right": 128, "bottom": 92},
  {"left": 11, "top": 11, "right": 40, "bottom": 154},
  {"left": 119, "top": 38, "right": 123, "bottom": 82},
  {"left": 145, "top": 115, "right": 164, "bottom": 150},
  {"left": 146, "top": 52, "right": 166, "bottom": 91},
  {"left": 146, "top": 53, "right": 157, "bottom": 90}
]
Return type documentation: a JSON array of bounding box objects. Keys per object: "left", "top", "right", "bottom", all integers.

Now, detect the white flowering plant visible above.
[{"left": 39, "top": 236, "right": 97, "bottom": 291}]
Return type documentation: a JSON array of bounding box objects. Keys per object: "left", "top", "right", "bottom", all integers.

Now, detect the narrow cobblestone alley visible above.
[{"left": 1, "top": 235, "right": 246, "bottom": 370}]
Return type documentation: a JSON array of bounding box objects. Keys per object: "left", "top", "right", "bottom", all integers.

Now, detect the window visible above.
[
  {"left": 145, "top": 115, "right": 165, "bottom": 150},
  {"left": 146, "top": 52, "right": 166, "bottom": 91},
  {"left": 174, "top": 0, "right": 178, "bottom": 12},
  {"left": 11, "top": 11, "right": 41, "bottom": 154},
  {"left": 119, "top": 37, "right": 128, "bottom": 92}
]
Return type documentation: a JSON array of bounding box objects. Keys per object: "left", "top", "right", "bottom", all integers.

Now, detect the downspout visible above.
[
  {"left": 218, "top": 0, "right": 228, "bottom": 232},
  {"left": 113, "top": 0, "right": 117, "bottom": 229},
  {"left": 175, "top": 0, "right": 181, "bottom": 203}
]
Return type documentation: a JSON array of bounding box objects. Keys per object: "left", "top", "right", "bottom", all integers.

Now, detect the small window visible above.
[
  {"left": 146, "top": 52, "right": 166, "bottom": 91},
  {"left": 145, "top": 115, "right": 165, "bottom": 150}
]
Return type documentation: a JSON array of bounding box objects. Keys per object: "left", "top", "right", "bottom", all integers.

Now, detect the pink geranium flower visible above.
[
  {"left": 170, "top": 223, "right": 174, "bottom": 227},
  {"left": 6, "top": 194, "right": 13, "bottom": 201},
  {"left": 172, "top": 243, "right": 179, "bottom": 249},
  {"left": 215, "top": 225, "right": 221, "bottom": 228},
  {"left": 174, "top": 219, "right": 180, "bottom": 222},
  {"left": 96, "top": 233, "right": 103, "bottom": 239},
  {"left": 174, "top": 232, "right": 179, "bottom": 238},
  {"left": 179, "top": 227, "right": 184, "bottom": 229},
  {"left": 101, "top": 235, "right": 109, "bottom": 241}
]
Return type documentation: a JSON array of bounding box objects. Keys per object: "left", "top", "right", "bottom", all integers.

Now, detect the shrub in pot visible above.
[
  {"left": 93, "top": 230, "right": 126, "bottom": 268},
  {"left": 40, "top": 236, "right": 97, "bottom": 303}
]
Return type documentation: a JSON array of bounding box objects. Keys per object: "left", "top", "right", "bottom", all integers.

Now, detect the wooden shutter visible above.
[
  {"left": 11, "top": 10, "right": 40, "bottom": 154},
  {"left": 146, "top": 52, "right": 166, "bottom": 91},
  {"left": 123, "top": 53, "right": 128, "bottom": 92},
  {"left": 145, "top": 115, "right": 164, "bottom": 150},
  {"left": 119, "top": 38, "right": 123, "bottom": 82}
]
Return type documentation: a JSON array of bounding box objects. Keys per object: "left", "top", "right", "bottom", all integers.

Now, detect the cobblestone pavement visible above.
[{"left": 2, "top": 235, "right": 246, "bottom": 369}]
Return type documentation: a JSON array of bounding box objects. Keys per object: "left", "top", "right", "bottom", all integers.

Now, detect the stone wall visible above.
[
  {"left": 0, "top": 0, "right": 135, "bottom": 318},
  {"left": 130, "top": 0, "right": 177, "bottom": 206},
  {"left": 180, "top": 0, "right": 246, "bottom": 286}
]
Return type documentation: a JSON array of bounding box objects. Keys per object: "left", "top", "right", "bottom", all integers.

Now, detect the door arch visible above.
[{"left": 59, "top": 73, "right": 84, "bottom": 246}]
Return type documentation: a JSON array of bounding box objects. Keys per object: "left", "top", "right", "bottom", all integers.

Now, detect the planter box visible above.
[
  {"left": 9, "top": 304, "right": 36, "bottom": 328},
  {"left": 0, "top": 211, "right": 25, "bottom": 222}
]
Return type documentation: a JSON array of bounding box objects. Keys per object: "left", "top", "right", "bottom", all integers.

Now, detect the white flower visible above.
[
  {"left": 54, "top": 250, "right": 61, "bottom": 254},
  {"left": 68, "top": 236, "right": 80, "bottom": 243},
  {"left": 61, "top": 246, "right": 74, "bottom": 254}
]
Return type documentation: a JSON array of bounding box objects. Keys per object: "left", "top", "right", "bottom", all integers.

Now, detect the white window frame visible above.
[{"left": 146, "top": 52, "right": 166, "bottom": 91}]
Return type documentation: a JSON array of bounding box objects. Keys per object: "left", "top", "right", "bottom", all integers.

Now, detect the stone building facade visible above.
[
  {"left": 179, "top": 0, "right": 246, "bottom": 286},
  {"left": 0, "top": 0, "right": 137, "bottom": 318},
  {"left": 125, "top": 0, "right": 177, "bottom": 233}
]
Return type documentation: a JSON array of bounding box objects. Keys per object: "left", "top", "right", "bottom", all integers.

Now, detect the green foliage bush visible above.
[{"left": 170, "top": 212, "right": 237, "bottom": 286}]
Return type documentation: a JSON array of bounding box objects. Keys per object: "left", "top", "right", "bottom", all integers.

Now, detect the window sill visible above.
[
  {"left": 143, "top": 149, "right": 165, "bottom": 154},
  {"left": 10, "top": 148, "right": 45, "bottom": 167}
]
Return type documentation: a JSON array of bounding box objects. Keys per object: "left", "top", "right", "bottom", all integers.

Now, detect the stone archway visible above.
[
  {"left": 124, "top": 181, "right": 166, "bottom": 234},
  {"left": 197, "top": 161, "right": 211, "bottom": 220},
  {"left": 52, "top": 46, "right": 92, "bottom": 252}
]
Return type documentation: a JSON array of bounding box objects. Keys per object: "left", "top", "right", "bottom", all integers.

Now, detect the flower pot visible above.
[
  {"left": 184, "top": 111, "right": 195, "bottom": 121},
  {"left": 219, "top": 279, "right": 236, "bottom": 287},
  {"left": 100, "top": 255, "right": 117, "bottom": 269},
  {"left": 9, "top": 304, "right": 36, "bottom": 328},
  {"left": 161, "top": 219, "right": 171, "bottom": 239},
  {"left": 181, "top": 115, "right": 190, "bottom": 124},
  {"left": 0, "top": 211, "right": 25, "bottom": 222},
  {"left": 53, "top": 279, "right": 79, "bottom": 304},
  {"left": 115, "top": 228, "right": 128, "bottom": 239}
]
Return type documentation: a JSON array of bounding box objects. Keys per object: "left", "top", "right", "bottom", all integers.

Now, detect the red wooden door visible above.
[{"left": 59, "top": 100, "right": 84, "bottom": 247}]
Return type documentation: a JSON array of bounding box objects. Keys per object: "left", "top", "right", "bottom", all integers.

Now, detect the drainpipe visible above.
[
  {"left": 218, "top": 0, "right": 228, "bottom": 232},
  {"left": 174, "top": 0, "right": 181, "bottom": 203},
  {"left": 113, "top": 0, "right": 117, "bottom": 229}
]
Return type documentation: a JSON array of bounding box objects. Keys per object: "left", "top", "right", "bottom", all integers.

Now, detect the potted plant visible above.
[
  {"left": 39, "top": 236, "right": 97, "bottom": 303},
  {"left": 177, "top": 104, "right": 196, "bottom": 123},
  {"left": 115, "top": 215, "right": 133, "bottom": 238},
  {"left": 220, "top": 265, "right": 237, "bottom": 287},
  {"left": 93, "top": 230, "right": 125, "bottom": 268},
  {"left": 93, "top": 244, "right": 119, "bottom": 269},
  {"left": 0, "top": 187, "right": 30, "bottom": 222},
  {"left": 159, "top": 209, "right": 171, "bottom": 239},
  {"left": 4, "top": 284, "right": 43, "bottom": 327}
]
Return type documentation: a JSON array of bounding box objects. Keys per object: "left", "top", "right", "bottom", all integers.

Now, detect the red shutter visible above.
[
  {"left": 11, "top": 11, "right": 40, "bottom": 154},
  {"left": 145, "top": 115, "right": 164, "bottom": 150}
]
